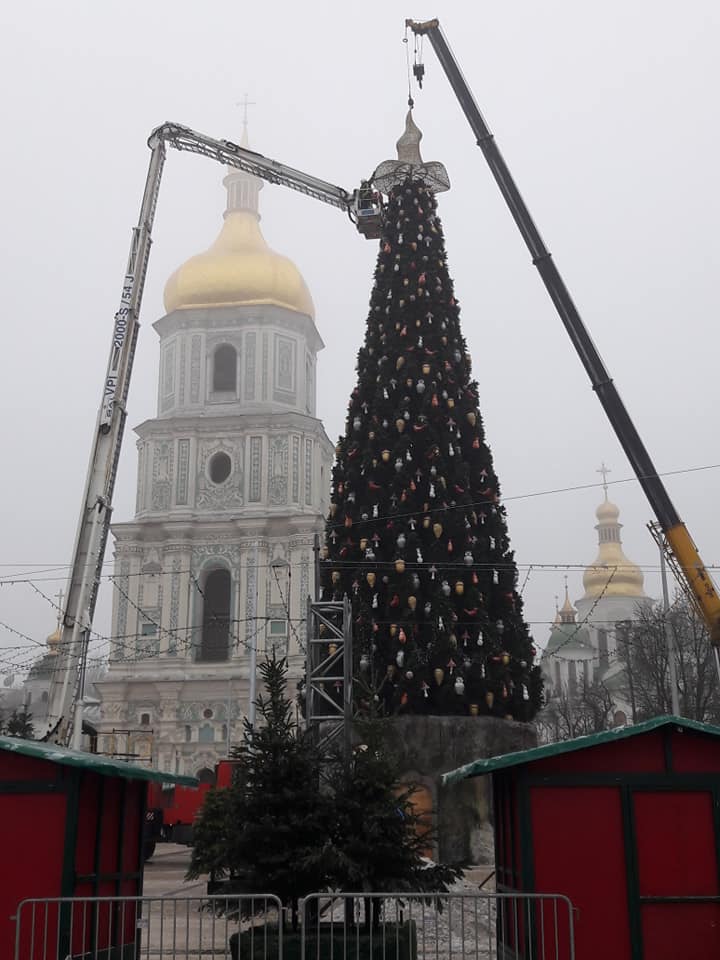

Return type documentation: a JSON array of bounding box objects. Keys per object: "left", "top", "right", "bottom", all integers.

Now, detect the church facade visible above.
[
  {"left": 541, "top": 481, "right": 652, "bottom": 726},
  {"left": 94, "top": 139, "right": 333, "bottom": 777}
]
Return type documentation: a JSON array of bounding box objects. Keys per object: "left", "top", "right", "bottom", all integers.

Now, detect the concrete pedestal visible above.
[{"left": 383, "top": 716, "right": 537, "bottom": 863}]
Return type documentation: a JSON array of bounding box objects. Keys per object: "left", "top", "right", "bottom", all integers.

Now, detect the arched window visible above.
[
  {"left": 199, "top": 723, "right": 215, "bottom": 743},
  {"left": 197, "top": 767, "right": 216, "bottom": 786},
  {"left": 184, "top": 725, "right": 192, "bottom": 742},
  {"left": 199, "top": 569, "right": 231, "bottom": 662},
  {"left": 213, "top": 345, "right": 237, "bottom": 393}
]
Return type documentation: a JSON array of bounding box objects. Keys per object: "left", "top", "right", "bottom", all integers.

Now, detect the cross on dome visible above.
[{"left": 597, "top": 461, "right": 611, "bottom": 500}]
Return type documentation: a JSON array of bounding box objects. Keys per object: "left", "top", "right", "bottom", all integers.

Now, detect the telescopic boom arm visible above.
[
  {"left": 406, "top": 18, "right": 720, "bottom": 647},
  {"left": 42, "top": 123, "right": 381, "bottom": 746}
]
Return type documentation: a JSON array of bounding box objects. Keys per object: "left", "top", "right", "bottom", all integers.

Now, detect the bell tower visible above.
[{"left": 95, "top": 129, "right": 333, "bottom": 776}]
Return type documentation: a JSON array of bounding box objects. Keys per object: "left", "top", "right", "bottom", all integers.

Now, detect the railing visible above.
[
  {"left": 13, "top": 891, "right": 574, "bottom": 960},
  {"left": 13, "top": 894, "right": 282, "bottom": 960},
  {"left": 300, "top": 893, "right": 575, "bottom": 960}
]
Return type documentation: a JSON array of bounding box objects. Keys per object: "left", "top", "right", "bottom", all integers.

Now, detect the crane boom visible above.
[
  {"left": 406, "top": 18, "right": 720, "bottom": 648},
  {"left": 42, "top": 123, "right": 379, "bottom": 745}
]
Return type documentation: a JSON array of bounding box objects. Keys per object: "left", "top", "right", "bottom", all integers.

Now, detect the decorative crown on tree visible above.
[{"left": 321, "top": 117, "right": 542, "bottom": 720}]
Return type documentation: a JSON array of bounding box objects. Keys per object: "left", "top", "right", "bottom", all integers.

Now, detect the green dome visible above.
[{"left": 544, "top": 621, "right": 592, "bottom": 657}]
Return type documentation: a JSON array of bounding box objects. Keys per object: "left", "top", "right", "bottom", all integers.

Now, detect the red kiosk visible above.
[
  {"left": 443, "top": 715, "right": 720, "bottom": 960},
  {"left": 0, "top": 735, "right": 197, "bottom": 959}
]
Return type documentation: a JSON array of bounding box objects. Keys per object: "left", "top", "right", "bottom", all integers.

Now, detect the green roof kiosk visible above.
[
  {"left": 0, "top": 735, "right": 197, "bottom": 959},
  {"left": 443, "top": 716, "right": 720, "bottom": 960}
]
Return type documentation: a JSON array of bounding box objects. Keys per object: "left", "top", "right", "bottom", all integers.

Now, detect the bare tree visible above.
[
  {"left": 616, "top": 599, "right": 720, "bottom": 723},
  {"left": 536, "top": 677, "right": 614, "bottom": 743}
]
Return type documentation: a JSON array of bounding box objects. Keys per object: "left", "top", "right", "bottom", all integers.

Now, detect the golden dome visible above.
[
  {"left": 582, "top": 496, "right": 645, "bottom": 599},
  {"left": 46, "top": 626, "right": 61, "bottom": 655},
  {"left": 163, "top": 131, "right": 314, "bottom": 318}
]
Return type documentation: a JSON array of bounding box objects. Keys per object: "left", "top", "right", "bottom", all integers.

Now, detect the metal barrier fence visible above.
[
  {"left": 13, "top": 891, "right": 574, "bottom": 960},
  {"left": 300, "top": 893, "right": 575, "bottom": 960},
  {"left": 13, "top": 894, "right": 283, "bottom": 960}
]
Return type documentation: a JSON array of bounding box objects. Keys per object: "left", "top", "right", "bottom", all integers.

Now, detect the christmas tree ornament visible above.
[
  {"left": 434, "top": 667, "right": 445, "bottom": 686},
  {"left": 454, "top": 676, "right": 465, "bottom": 696}
]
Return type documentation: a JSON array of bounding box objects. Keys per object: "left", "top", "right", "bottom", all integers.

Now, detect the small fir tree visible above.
[
  {"left": 190, "top": 659, "right": 462, "bottom": 926},
  {"left": 321, "top": 176, "right": 541, "bottom": 720},
  {"left": 5, "top": 707, "right": 34, "bottom": 738}
]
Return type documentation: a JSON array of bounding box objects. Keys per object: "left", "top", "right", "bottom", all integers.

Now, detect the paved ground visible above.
[{"left": 143, "top": 843, "right": 205, "bottom": 898}]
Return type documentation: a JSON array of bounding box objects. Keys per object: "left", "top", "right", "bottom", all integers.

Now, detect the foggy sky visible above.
[{"left": 1, "top": 1, "right": 718, "bottom": 681}]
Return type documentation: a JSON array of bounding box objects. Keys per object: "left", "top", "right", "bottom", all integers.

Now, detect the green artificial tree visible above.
[
  {"left": 321, "top": 164, "right": 542, "bottom": 720},
  {"left": 188, "top": 657, "right": 332, "bottom": 928}
]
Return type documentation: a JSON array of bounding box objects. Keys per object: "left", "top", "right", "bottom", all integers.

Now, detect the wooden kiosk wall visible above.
[
  {"left": 0, "top": 739, "right": 196, "bottom": 959},
  {"left": 491, "top": 721, "right": 720, "bottom": 960}
]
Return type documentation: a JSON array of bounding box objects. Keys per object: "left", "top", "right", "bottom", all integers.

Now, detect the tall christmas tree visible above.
[{"left": 321, "top": 112, "right": 542, "bottom": 720}]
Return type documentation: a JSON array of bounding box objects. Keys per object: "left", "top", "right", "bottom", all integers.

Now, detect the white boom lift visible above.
[{"left": 42, "top": 122, "right": 383, "bottom": 747}]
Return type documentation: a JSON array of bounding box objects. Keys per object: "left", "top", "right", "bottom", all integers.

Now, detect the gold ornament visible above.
[
  {"left": 485, "top": 691, "right": 495, "bottom": 709},
  {"left": 469, "top": 703, "right": 480, "bottom": 717},
  {"left": 455, "top": 581, "right": 465, "bottom": 596},
  {"left": 395, "top": 558, "right": 406, "bottom": 574},
  {"left": 396, "top": 419, "right": 406, "bottom": 433},
  {"left": 408, "top": 595, "right": 417, "bottom": 611},
  {"left": 381, "top": 449, "right": 391, "bottom": 462},
  {"left": 433, "top": 522, "right": 443, "bottom": 539},
  {"left": 434, "top": 667, "right": 445, "bottom": 686},
  {"left": 467, "top": 412, "right": 477, "bottom": 426},
  {"left": 366, "top": 572, "right": 376, "bottom": 587}
]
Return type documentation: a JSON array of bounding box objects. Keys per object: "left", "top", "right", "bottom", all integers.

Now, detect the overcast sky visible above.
[{"left": 1, "top": 1, "right": 719, "bottom": 681}]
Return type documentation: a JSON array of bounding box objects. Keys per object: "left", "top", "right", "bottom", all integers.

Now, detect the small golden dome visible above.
[
  {"left": 595, "top": 499, "right": 620, "bottom": 523},
  {"left": 582, "top": 496, "right": 645, "bottom": 599},
  {"left": 163, "top": 130, "right": 314, "bottom": 318},
  {"left": 46, "top": 626, "right": 61, "bottom": 655}
]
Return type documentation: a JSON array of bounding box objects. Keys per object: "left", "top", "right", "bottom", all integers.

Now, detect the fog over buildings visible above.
[{"left": 1, "top": 1, "right": 719, "bottom": 684}]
